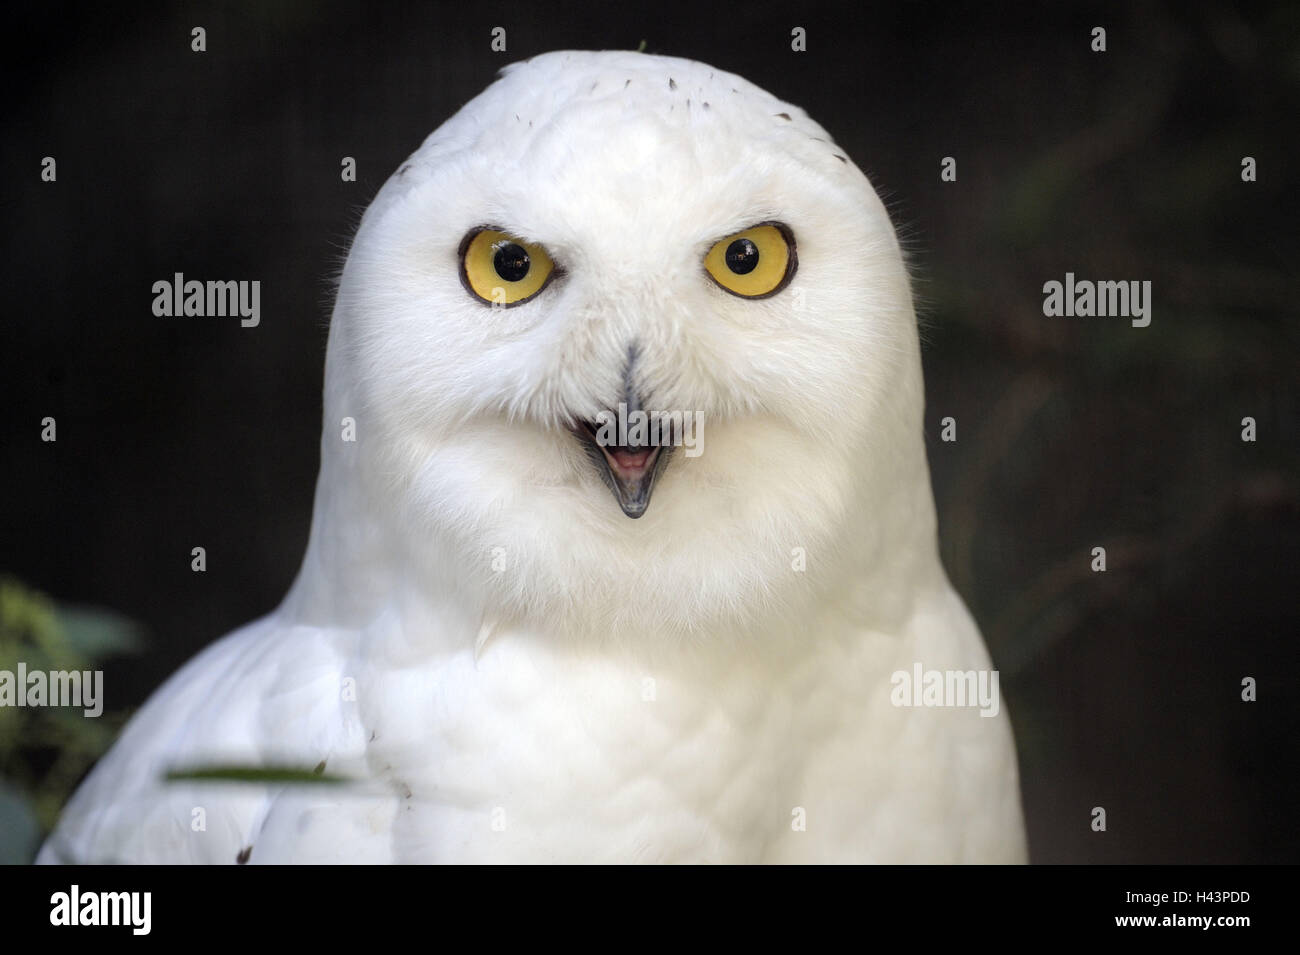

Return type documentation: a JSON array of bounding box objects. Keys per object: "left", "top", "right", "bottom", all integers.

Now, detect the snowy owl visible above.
[{"left": 40, "top": 50, "right": 1027, "bottom": 863}]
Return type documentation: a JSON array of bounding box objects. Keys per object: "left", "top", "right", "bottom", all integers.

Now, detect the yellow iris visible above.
[
  {"left": 460, "top": 228, "right": 557, "bottom": 306},
  {"left": 704, "top": 222, "right": 796, "bottom": 298}
]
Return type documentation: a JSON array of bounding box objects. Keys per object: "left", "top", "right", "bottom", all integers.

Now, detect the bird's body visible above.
[{"left": 42, "top": 51, "right": 1026, "bottom": 864}]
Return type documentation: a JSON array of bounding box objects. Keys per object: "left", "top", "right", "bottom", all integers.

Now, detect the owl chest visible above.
[{"left": 354, "top": 637, "right": 904, "bottom": 861}]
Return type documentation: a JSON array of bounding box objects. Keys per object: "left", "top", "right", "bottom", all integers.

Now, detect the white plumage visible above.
[{"left": 41, "top": 50, "right": 1026, "bottom": 863}]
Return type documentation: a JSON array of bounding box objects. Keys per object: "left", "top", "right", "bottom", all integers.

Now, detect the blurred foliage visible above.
[
  {"left": 914, "top": 2, "right": 1299, "bottom": 860},
  {"left": 164, "top": 763, "right": 346, "bottom": 784},
  {"left": 0, "top": 576, "right": 143, "bottom": 863}
]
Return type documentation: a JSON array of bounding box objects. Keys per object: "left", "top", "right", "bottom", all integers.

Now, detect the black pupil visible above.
[
  {"left": 493, "top": 242, "right": 530, "bottom": 282},
  {"left": 725, "top": 238, "right": 759, "bottom": 275}
]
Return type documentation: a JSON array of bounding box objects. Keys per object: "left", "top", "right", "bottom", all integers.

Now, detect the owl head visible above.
[{"left": 304, "top": 51, "right": 935, "bottom": 643}]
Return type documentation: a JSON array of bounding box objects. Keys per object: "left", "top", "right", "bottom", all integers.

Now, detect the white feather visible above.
[{"left": 40, "top": 50, "right": 1026, "bottom": 864}]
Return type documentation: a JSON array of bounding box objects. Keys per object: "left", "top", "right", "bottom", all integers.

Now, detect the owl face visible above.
[{"left": 330, "top": 52, "right": 921, "bottom": 638}]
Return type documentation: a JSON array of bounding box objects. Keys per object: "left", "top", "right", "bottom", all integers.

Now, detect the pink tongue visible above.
[{"left": 610, "top": 448, "right": 652, "bottom": 471}]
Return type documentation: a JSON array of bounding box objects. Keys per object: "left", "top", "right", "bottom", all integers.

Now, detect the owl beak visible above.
[{"left": 572, "top": 421, "right": 670, "bottom": 519}]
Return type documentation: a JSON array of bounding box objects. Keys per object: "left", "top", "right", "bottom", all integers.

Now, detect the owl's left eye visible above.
[
  {"left": 704, "top": 222, "right": 797, "bottom": 299},
  {"left": 459, "top": 227, "right": 557, "bottom": 306}
]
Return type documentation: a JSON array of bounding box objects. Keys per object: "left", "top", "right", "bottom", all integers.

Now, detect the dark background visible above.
[{"left": 2, "top": 0, "right": 1296, "bottom": 863}]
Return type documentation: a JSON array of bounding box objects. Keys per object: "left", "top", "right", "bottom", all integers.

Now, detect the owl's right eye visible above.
[{"left": 459, "top": 227, "right": 557, "bottom": 306}]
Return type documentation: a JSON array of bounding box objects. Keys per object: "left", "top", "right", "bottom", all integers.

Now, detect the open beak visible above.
[{"left": 572, "top": 420, "right": 671, "bottom": 519}]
